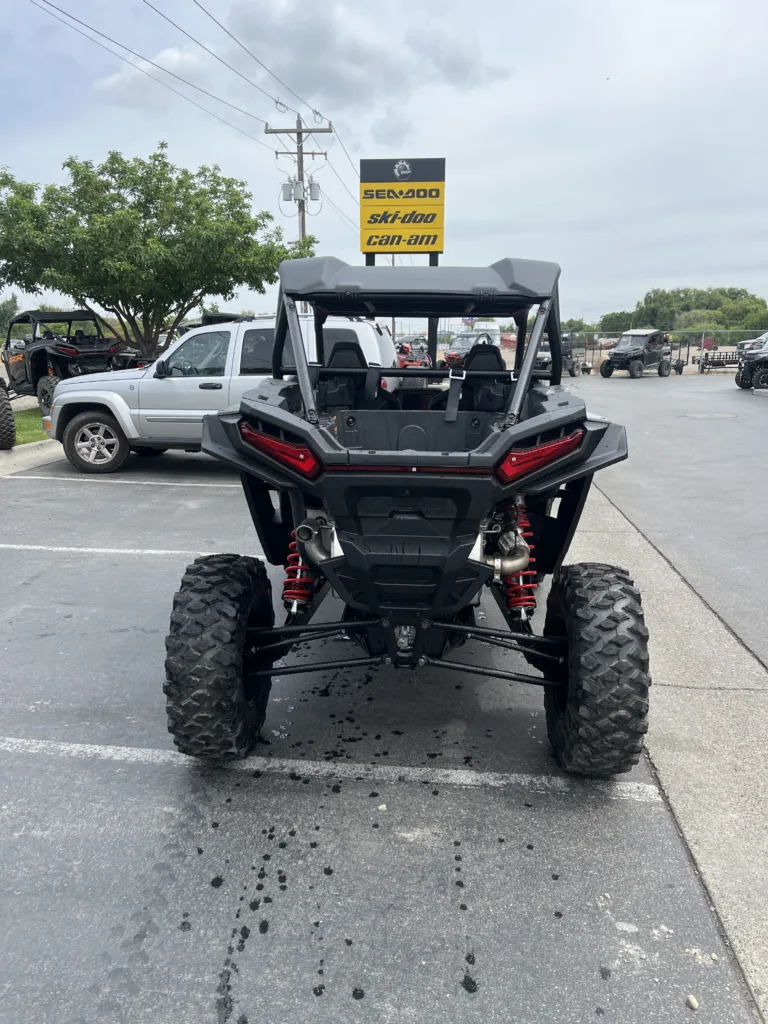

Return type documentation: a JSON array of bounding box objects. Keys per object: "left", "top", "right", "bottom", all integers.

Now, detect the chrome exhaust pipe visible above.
[
  {"left": 296, "top": 520, "right": 332, "bottom": 566},
  {"left": 482, "top": 531, "right": 530, "bottom": 581}
]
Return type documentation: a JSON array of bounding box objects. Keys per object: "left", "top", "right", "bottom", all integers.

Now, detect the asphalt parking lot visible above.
[{"left": 0, "top": 387, "right": 763, "bottom": 1023}]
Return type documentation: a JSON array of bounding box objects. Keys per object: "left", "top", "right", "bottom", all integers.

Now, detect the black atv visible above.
[
  {"left": 600, "top": 329, "right": 672, "bottom": 378},
  {"left": 2, "top": 310, "right": 122, "bottom": 413},
  {"left": 163, "top": 257, "right": 651, "bottom": 778},
  {"left": 735, "top": 334, "right": 768, "bottom": 390}
]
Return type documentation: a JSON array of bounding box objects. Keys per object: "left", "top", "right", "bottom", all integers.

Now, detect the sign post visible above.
[{"left": 359, "top": 158, "right": 445, "bottom": 362}]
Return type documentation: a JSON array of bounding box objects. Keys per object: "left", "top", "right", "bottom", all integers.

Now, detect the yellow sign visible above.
[{"left": 359, "top": 158, "right": 445, "bottom": 254}]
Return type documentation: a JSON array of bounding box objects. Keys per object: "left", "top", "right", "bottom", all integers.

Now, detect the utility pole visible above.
[{"left": 265, "top": 116, "right": 334, "bottom": 243}]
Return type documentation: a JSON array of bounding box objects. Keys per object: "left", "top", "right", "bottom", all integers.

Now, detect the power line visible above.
[
  {"left": 34, "top": 0, "right": 276, "bottom": 134},
  {"left": 335, "top": 135, "right": 360, "bottom": 179},
  {"left": 184, "top": 0, "right": 361, "bottom": 182},
  {"left": 29, "top": 0, "right": 277, "bottom": 152},
  {"left": 140, "top": 0, "right": 297, "bottom": 117},
  {"left": 188, "top": 0, "right": 326, "bottom": 123},
  {"left": 323, "top": 192, "right": 358, "bottom": 233},
  {"left": 325, "top": 157, "right": 358, "bottom": 205}
]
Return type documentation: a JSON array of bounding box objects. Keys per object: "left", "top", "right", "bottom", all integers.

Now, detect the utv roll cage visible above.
[
  {"left": 6, "top": 308, "right": 105, "bottom": 341},
  {"left": 271, "top": 257, "right": 564, "bottom": 427}
]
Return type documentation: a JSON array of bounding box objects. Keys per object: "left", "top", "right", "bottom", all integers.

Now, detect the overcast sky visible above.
[{"left": 1, "top": 0, "right": 767, "bottom": 324}]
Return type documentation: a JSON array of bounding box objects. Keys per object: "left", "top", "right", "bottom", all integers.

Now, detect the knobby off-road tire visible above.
[
  {"left": 543, "top": 563, "right": 651, "bottom": 777},
  {"left": 657, "top": 359, "right": 671, "bottom": 377},
  {"left": 752, "top": 367, "right": 768, "bottom": 390},
  {"left": 0, "top": 380, "right": 16, "bottom": 450},
  {"left": 735, "top": 371, "right": 751, "bottom": 389},
  {"left": 599, "top": 361, "right": 614, "bottom": 378},
  {"left": 628, "top": 360, "right": 644, "bottom": 379},
  {"left": 568, "top": 361, "right": 582, "bottom": 377},
  {"left": 164, "top": 553, "right": 275, "bottom": 759},
  {"left": 37, "top": 375, "right": 60, "bottom": 415}
]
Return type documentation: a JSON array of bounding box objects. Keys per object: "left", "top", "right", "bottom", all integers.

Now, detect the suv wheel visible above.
[
  {"left": 0, "top": 380, "right": 16, "bottom": 450},
  {"left": 37, "top": 375, "right": 60, "bottom": 415},
  {"left": 164, "top": 554, "right": 275, "bottom": 759},
  {"left": 543, "top": 563, "right": 651, "bottom": 776},
  {"left": 628, "top": 360, "right": 644, "bottom": 379},
  {"left": 657, "top": 359, "right": 671, "bottom": 377},
  {"left": 62, "top": 410, "right": 131, "bottom": 473},
  {"left": 753, "top": 367, "right": 768, "bottom": 390},
  {"left": 599, "top": 361, "right": 614, "bottom": 378}
]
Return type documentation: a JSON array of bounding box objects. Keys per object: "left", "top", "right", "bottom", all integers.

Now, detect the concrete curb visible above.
[{"left": 0, "top": 438, "right": 62, "bottom": 476}]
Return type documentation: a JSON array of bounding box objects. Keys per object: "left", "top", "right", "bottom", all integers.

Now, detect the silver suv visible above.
[{"left": 44, "top": 315, "right": 399, "bottom": 473}]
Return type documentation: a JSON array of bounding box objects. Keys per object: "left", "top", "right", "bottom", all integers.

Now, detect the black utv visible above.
[
  {"left": 2, "top": 309, "right": 121, "bottom": 413},
  {"left": 735, "top": 334, "right": 768, "bottom": 390},
  {"left": 164, "top": 257, "right": 651, "bottom": 778},
  {"left": 600, "top": 329, "right": 672, "bottom": 378}
]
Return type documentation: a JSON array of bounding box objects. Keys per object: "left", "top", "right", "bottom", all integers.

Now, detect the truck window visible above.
[
  {"left": 166, "top": 330, "right": 230, "bottom": 377},
  {"left": 240, "top": 328, "right": 295, "bottom": 374}
]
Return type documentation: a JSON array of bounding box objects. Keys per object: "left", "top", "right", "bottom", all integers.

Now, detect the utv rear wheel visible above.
[
  {"left": 62, "top": 411, "right": 131, "bottom": 473},
  {"left": 599, "top": 361, "right": 614, "bottom": 378},
  {"left": 568, "top": 361, "right": 582, "bottom": 377},
  {"left": 164, "top": 554, "right": 275, "bottom": 759},
  {"left": 0, "top": 380, "right": 16, "bottom": 450},
  {"left": 628, "top": 360, "right": 644, "bottom": 379},
  {"left": 753, "top": 367, "right": 768, "bottom": 390},
  {"left": 658, "top": 360, "right": 671, "bottom": 377},
  {"left": 543, "top": 563, "right": 650, "bottom": 777},
  {"left": 37, "top": 374, "right": 60, "bottom": 415}
]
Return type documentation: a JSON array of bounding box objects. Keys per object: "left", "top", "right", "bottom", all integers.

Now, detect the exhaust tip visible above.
[{"left": 295, "top": 523, "right": 315, "bottom": 542}]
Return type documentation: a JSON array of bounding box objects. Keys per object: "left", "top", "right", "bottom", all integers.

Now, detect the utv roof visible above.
[
  {"left": 9, "top": 309, "right": 96, "bottom": 324},
  {"left": 620, "top": 328, "right": 660, "bottom": 336},
  {"left": 278, "top": 256, "right": 560, "bottom": 316}
]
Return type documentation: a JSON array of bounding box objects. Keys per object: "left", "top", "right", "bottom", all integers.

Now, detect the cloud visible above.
[
  {"left": 226, "top": 0, "right": 508, "bottom": 113},
  {"left": 93, "top": 46, "right": 209, "bottom": 110}
]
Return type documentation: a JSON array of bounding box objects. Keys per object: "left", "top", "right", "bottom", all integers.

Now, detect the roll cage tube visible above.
[
  {"left": 504, "top": 294, "right": 553, "bottom": 426},
  {"left": 283, "top": 294, "right": 319, "bottom": 426},
  {"left": 271, "top": 289, "right": 287, "bottom": 379}
]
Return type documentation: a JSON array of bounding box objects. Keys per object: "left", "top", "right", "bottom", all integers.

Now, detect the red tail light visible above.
[
  {"left": 240, "top": 422, "right": 321, "bottom": 479},
  {"left": 108, "top": 344, "right": 121, "bottom": 354},
  {"left": 56, "top": 345, "right": 79, "bottom": 356},
  {"left": 495, "top": 429, "right": 584, "bottom": 484}
]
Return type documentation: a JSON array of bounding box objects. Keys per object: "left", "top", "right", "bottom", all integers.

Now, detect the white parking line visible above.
[
  {"left": 2, "top": 475, "right": 240, "bottom": 488},
  {"left": 0, "top": 543, "right": 211, "bottom": 556},
  {"left": 0, "top": 735, "right": 662, "bottom": 803}
]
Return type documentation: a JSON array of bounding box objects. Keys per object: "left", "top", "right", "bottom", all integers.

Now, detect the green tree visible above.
[
  {"left": 598, "top": 311, "right": 635, "bottom": 333},
  {"left": 0, "top": 293, "right": 19, "bottom": 336},
  {"left": 0, "top": 143, "right": 315, "bottom": 358}
]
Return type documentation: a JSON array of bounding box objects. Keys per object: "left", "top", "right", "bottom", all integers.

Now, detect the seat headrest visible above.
[
  {"left": 463, "top": 343, "right": 506, "bottom": 373},
  {"left": 326, "top": 340, "right": 366, "bottom": 369}
]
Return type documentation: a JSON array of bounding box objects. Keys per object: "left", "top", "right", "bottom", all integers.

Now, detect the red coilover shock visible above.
[
  {"left": 282, "top": 531, "right": 316, "bottom": 609},
  {"left": 504, "top": 503, "right": 538, "bottom": 615}
]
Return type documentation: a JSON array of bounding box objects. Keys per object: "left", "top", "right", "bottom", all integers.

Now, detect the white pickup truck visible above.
[{"left": 45, "top": 314, "right": 399, "bottom": 473}]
